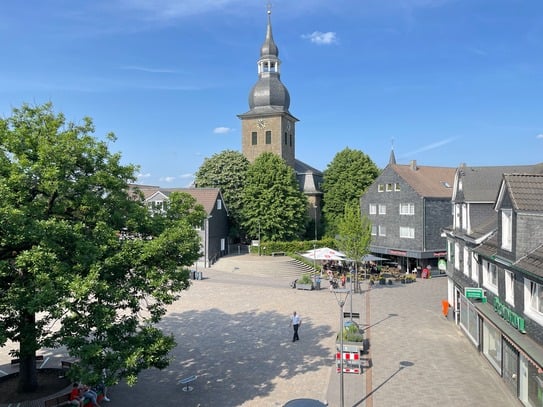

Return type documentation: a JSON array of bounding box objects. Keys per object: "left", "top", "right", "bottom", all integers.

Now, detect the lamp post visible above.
[
  {"left": 332, "top": 288, "right": 350, "bottom": 407},
  {"left": 313, "top": 204, "right": 318, "bottom": 274},
  {"left": 258, "top": 219, "right": 261, "bottom": 256},
  {"left": 204, "top": 215, "right": 212, "bottom": 268}
]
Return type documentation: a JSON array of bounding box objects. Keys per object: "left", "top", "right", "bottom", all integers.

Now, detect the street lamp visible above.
[
  {"left": 313, "top": 205, "right": 318, "bottom": 274},
  {"left": 258, "top": 219, "right": 261, "bottom": 256},
  {"left": 332, "top": 288, "right": 350, "bottom": 407}
]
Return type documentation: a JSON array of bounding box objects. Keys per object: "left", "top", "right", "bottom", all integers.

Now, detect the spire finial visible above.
[
  {"left": 267, "top": 1, "right": 272, "bottom": 15},
  {"left": 391, "top": 137, "right": 395, "bottom": 150}
]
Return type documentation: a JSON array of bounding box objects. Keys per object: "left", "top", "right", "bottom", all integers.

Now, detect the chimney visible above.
[{"left": 410, "top": 160, "right": 417, "bottom": 171}]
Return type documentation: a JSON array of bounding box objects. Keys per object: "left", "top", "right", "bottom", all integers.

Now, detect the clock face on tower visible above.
[{"left": 257, "top": 119, "right": 267, "bottom": 129}]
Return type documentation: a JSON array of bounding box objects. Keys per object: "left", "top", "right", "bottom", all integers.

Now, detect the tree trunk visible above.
[{"left": 17, "top": 310, "right": 38, "bottom": 393}]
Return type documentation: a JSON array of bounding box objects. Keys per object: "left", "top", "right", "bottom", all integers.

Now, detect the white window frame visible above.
[
  {"left": 470, "top": 253, "right": 479, "bottom": 282},
  {"left": 463, "top": 247, "right": 470, "bottom": 277},
  {"left": 379, "top": 225, "right": 386, "bottom": 236},
  {"left": 217, "top": 199, "right": 222, "bottom": 210},
  {"left": 399, "top": 226, "right": 415, "bottom": 239},
  {"left": 369, "top": 204, "right": 377, "bottom": 215},
  {"left": 371, "top": 225, "right": 377, "bottom": 236},
  {"left": 482, "top": 260, "right": 498, "bottom": 295},
  {"left": 505, "top": 269, "right": 515, "bottom": 306},
  {"left": 524, "top": 278, "right": 543, "bottom": 325},
  {"left": 378, "top": 204, "right": 386, "bottom": 215},
  {"left": 454, "top": 242, "right": 461, "bottom": 271},
  {"left": 394, "top": 183, "right": 401, "bottom": 191},
  {"left": 399, "top": 203, "right": 415, "bottom": 215},
  {"left": 378, "top": 184, "right": 385, "bottom": 192},
  {"left": 501, "top": 209, "right": 512, "bottom": 251},
  {"left": 386, "top": 183, "right": 393, "bottom": 192}
]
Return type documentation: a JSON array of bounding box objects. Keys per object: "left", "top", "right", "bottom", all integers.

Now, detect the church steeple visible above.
[{"left": 238, "top": 5, "right": 298, "bottom": 167}]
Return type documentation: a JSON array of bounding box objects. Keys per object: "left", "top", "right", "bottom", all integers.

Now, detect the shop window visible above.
[{"left": 482, "top": 322, "right": 502, "bottom": 373}]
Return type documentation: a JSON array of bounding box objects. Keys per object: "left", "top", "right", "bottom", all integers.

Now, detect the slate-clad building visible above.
[{"left": 442, "top": 164, "right": 543, "bottom": 405}]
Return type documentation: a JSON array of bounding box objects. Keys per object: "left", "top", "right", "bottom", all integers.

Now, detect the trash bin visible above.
[
  {"left": 196, "top": 271, "right": 203, "bottom": 280},
  {"left": 190, "top": 270, "right": 196, "bottom": 280}
]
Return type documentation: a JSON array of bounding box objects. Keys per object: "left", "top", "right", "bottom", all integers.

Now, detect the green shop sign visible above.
[{"left": 493, "top": 297, "right": 526, "bottom": 334}]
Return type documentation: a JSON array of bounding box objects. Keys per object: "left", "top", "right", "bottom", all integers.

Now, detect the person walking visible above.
[{"left": 290, "top": 311, "right": 301, "bottom": 342}]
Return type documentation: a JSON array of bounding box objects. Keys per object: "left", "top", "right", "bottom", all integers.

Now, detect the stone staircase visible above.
[{"left": 209, "top": 253, "right": 317, "bottom": 280}]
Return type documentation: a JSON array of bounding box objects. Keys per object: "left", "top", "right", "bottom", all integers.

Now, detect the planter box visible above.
[{"left": 296, "top": 283, "right": 313, "bottom": 290}]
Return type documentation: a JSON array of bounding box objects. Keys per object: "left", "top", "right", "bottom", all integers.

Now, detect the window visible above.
[
  {"left": 252, "top": 132, "right": 257, "bottom": 145},
  {"left": 369, "top": 204, "right": 377, "bottom": 215},
  {"left": 505, "top": 270, "right": 515, "bottom": 305},
  {"left": 399, "top": 203, "right": 415, "bottom": 215},
  {"left": 284, "top": 132, "right": 287, "bottom": 145},
  {"left": 394, "top": 183, "right": 401, "bottom": 191},
  {"left": 524, "top": 279, "right": 543, "bottom": 325},
  {"left": 454, "top": 242, "right": 461, "bottom": 271},
  {"left": 482, "top": 321, "right": 502, "bottom": 373},
  {"left": 265, "top": 130, "right": 271, "bottom": 144},
  {"left": 399, "top": 226, "right": 414, "bottom": 239},
  {"left": 386, "top": 183, "right": 393, "bottom": 192},
  {"left": 454, "top": 204, "right": 461, "bottom": 230},
  {"left": 461, "top": 204, "right": 468, "bottom": 231},
  {"left": 471, "top": 253, "right": 479, "bottom": 282},
  {"left": 501, "top": 209, "right": 512, "bottom": 251},
  {"left": 378, "top": 204, "right": 386, "bottom": 215},
  {"left": 379, "top": 225, "right": 386, "bottom": 236},
  {"left": 463, "top": 247, "right": 469, "bottom": 277},
  {"left": 482, "top": 260, "right": 498, "bottom": 294},
  {"left": 289, "top": 134, "right": 292, "bottom": 147},
  {"left": 378, "top": 184, "right": 385, "bottom": 192},
  {"left": 217, "top": 199, "right": 222, "bottom": 210},
  {"left": 371, "top": 225, "right": 377, "bottom": 236}
]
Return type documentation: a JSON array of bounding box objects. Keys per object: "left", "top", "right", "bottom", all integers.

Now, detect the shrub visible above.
[
  {"left": 341, "top": 324, "right": 364, "bottom": 342},
  {"left": 297, "top": 273, "right": 313, "bottom": 285}
]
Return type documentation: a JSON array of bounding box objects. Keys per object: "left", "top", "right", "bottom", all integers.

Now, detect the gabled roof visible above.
[
  {"left": 391, "top": 163, "right": 455, "bottom": 198},
  {"left": 455, "top": 164, "right": 543, "bottom": 202},
  {"left": 474, "top": 231, "right": 498, "bottom": 259},
  {"left": 498, "top": 174, "right": 543, "bottom": 212},
  {"left": 130, "top": 185, "right": 225, "bottom": 215}
]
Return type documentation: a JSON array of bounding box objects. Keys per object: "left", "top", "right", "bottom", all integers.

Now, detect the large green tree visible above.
[
  {"left": 240, "top": 152, "right": 307, "bottom": 241},
  {"left": 194, "top": 150, "right": 249, "bottom": 239},
  {"left": 0, "top": 103, "right": 204, "bottom": 393},
  {"left": 322, "top": 148, "right": 380, "bottom": 237}
]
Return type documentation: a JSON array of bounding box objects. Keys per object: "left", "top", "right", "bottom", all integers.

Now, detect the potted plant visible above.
[{"left": 295, "top": 273, "right": 313, "bottom": 290}]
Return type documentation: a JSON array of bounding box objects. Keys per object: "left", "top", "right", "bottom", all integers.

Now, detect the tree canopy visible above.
[
  {"left": 194, "top": 150, "right": 249, "bottom": 239},
  {"left": 336, "top": 201, "right": 372, "bottom": 267},
  {"left": 322, "top": 148, "right": 380, "bottom": 237},
  {"left": 240, "top": 152, "right": 308, "bottom": 242},
  {"left": 0, "top": 103, "right": 204, "bottom": 392}
]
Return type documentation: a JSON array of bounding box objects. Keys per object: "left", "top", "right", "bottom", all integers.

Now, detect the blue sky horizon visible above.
[{"left": 1, "top": 0, "right": 542, "bottom": 186}]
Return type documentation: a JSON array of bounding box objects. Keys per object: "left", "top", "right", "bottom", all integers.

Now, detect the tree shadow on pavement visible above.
[{"left": 110, "top": 308, "right": 334, "bottom": 407}]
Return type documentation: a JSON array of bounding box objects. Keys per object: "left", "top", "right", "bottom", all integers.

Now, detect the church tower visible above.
[{"left": 237, "top": 7, "right": 298, "bottom": 168}]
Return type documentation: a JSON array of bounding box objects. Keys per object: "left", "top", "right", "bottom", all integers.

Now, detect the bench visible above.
[
  {"left": 44, "top": 390, "right": 105, "bottom": 407},
  {"left": 271, "top": 252, "right": 285, "bottom": 257},
  {"left": 179, "top": 375, "right": 197, "bottom": 392}
]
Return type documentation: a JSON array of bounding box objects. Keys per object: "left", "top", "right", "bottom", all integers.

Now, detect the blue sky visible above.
[{"left": 1, "top": 0, "right": 542, "bottom": 186}]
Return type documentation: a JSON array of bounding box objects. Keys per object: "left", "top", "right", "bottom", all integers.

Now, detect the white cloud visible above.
[
  {"left": 179, "top": 173, "right": 194, "bottom": 179},
  {"left": 403, "top": 137, "right": 458, "bottom": 156},
  {"left": 537, "top": 134, "right": 543, "bottom": 139},
  {"left": 137, "top": 172, "right": 151, "bottom": 179},
  {"left": 213, "top": 126, "right": 233, "bottom": 134},
  {"left": 160, "top": 176, "right": 176, "bottom": 183},
  {"left": 302, "top": 31, "right": 338, "bottom": 45}
]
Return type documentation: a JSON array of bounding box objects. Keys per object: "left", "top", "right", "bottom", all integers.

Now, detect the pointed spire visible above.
[
  {"left": 389, "top": 138, "right": 396, "bottom": 165},
  {"left": 260, "top": 3, "right": 278, "bottom": 58}
]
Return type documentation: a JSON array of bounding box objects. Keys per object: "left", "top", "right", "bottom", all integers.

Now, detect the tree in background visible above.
[
  {"left": 194, "top": 150, "right": 250, "bottom": 240},
  {"left": 336, "top": 201, "right": 372, "bottom": 272},
  {"left": 240, "top": 152, "right": 307, "bottom": 241},
  {"left": 322, "top": 148, "right": 380, "bottom": 237},
  {"left": 0, "top": 103, "right": 203, "bottom": 393}
]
